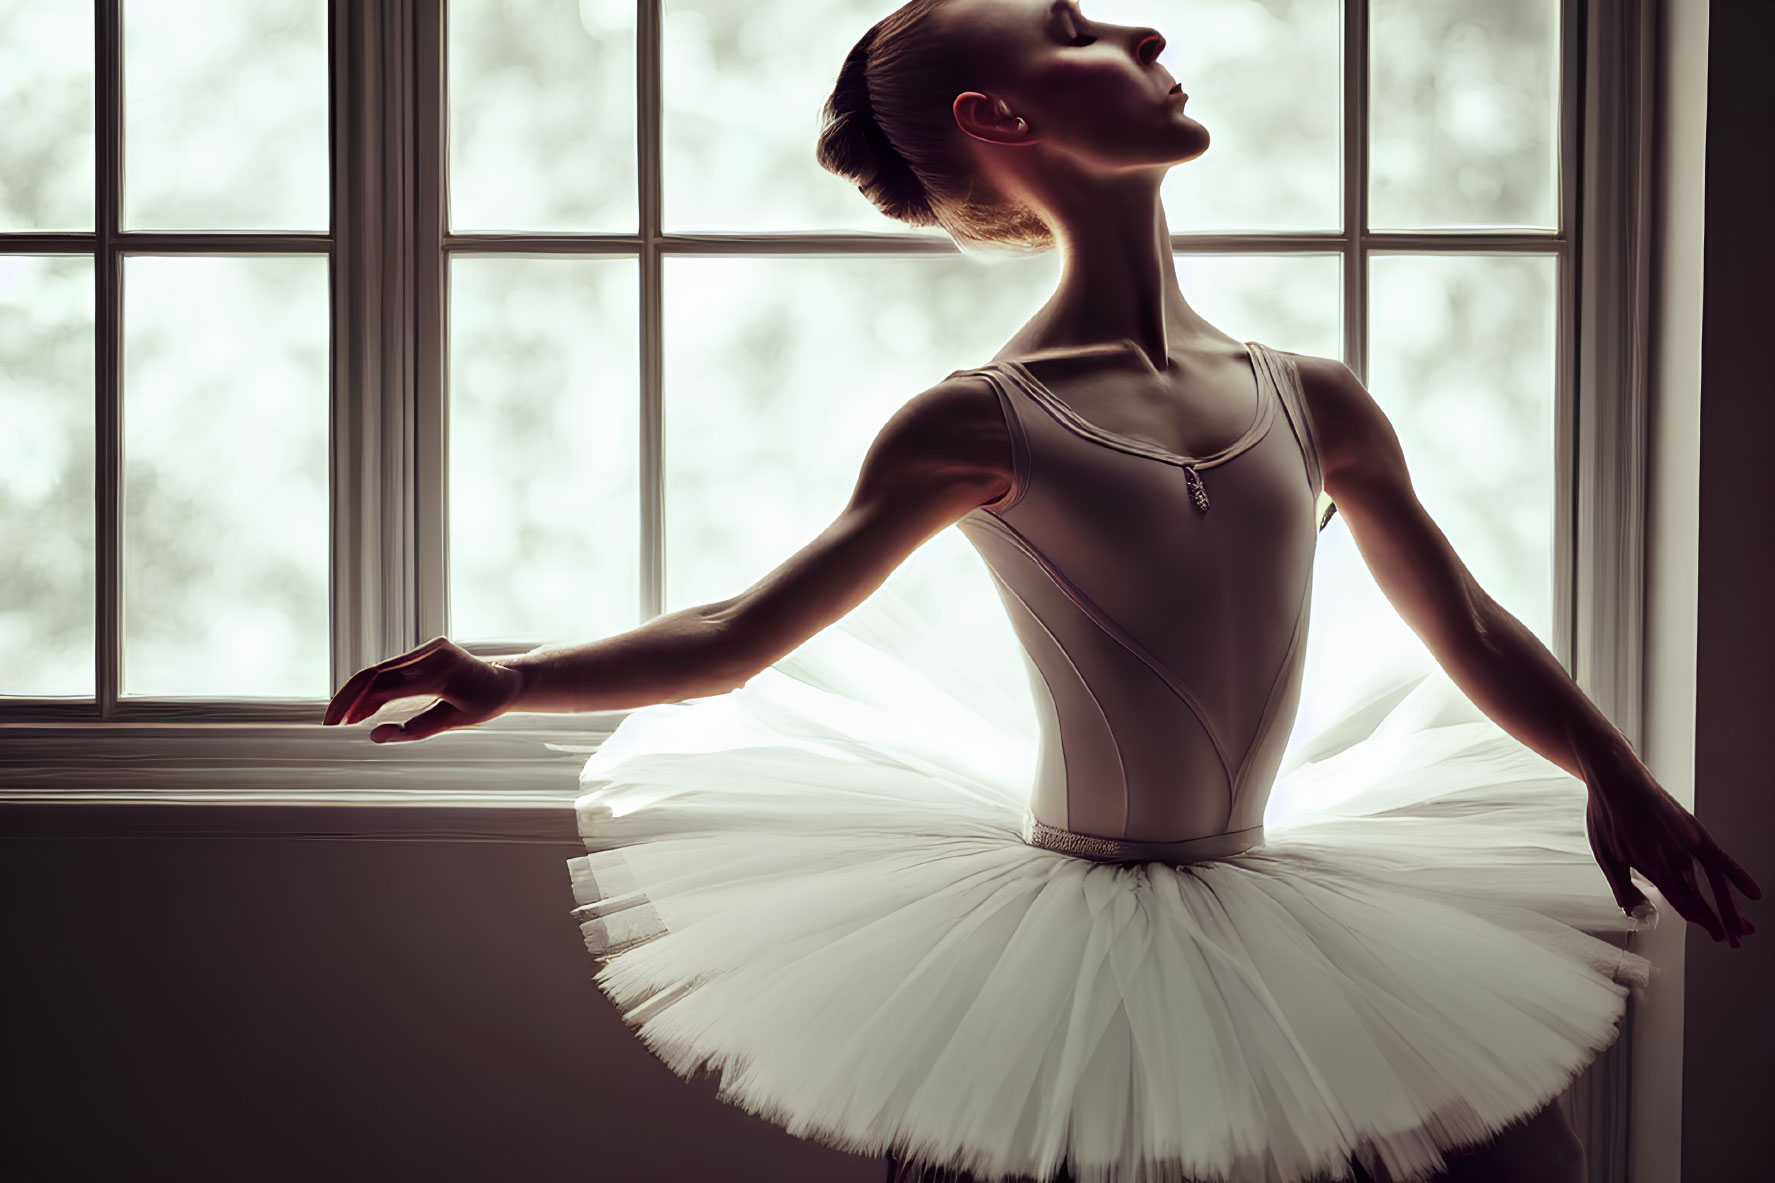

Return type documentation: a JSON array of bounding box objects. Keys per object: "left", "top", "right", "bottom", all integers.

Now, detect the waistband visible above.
[{"left": 1020, "top": 808, "right": 1265, "bottom": 865}]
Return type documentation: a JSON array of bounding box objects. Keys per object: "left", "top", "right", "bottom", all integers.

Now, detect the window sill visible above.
[
  {"left": 0, "top": 793, "right": 584, "bottom": 843},
  {"left": 0, "top": 715, "right": 620, "bottom": 837}
]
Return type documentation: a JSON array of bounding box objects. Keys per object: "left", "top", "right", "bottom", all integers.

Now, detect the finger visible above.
[
  {"left": 1595, "top": 850, "right": 1647, "bottom": 915},
  {"left": 343, "top": 649, "right": 457, "bottom": 725},
  {"left": 325, "top": 664, "right": 384, "bottom": 726},
  {"left": 344, "top": 667, "right": 422, "bottom": 725},
  {"left": 372, "top": 700, "right": 469, "bottom": 743},
  {"left": 326, "top": 660, "right": 402, "bottom": 726},
  {"left": 325, "top": 638, "right": 453, "bottom": 726},
  {"left": 1703, "top": 858, "right": 1751, "bottom": 946},
  {"left": 1698, "top": 832, "right": 1762, "bottom": 901},
  {"left": 1657, "top": 864, "right": 1725, "bottom": 941}
]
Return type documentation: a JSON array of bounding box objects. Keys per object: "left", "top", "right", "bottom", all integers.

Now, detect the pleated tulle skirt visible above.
[
  {"left": 880, "top": 1147, "right": 1390, "bottom": 1183},
  {"left": 563, "top": 570, "right": 1653, "bottom": 1183}
]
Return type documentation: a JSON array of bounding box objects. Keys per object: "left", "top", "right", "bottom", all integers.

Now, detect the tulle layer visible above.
[{"left": 566, "top": 598, "right": 1653, "bottom": 1183}]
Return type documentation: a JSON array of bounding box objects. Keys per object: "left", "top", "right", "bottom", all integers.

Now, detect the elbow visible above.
[
  {"left": 1411, "top": 574, "right": 1500, "bottom": 667},
  {"left": 690, "top": 599, "right": 765, "bottom": 697},
  {"left": 1455, "top": 582, "right": 1507, "bottom": 664}
]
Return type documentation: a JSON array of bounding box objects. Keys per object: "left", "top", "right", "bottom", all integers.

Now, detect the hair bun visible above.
[
  {"left": 816, "top": 25, "right": 937, "bottom": 226},
  {"left": 814, "top": 5, "right": 1052, "bottom": 252}
]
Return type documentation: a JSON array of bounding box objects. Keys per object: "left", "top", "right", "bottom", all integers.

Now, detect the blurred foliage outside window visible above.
[{"left": 2, "top": 0, "right": 1565, "bottom": 740}]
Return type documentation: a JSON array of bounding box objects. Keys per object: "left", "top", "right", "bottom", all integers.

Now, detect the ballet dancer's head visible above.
[{"left": 816, "top": 0, "right": 1208, "bottom": 254}]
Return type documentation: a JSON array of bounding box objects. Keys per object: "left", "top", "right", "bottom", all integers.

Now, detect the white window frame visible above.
[{"left": 2, "top": 0, "right": 1651, "bottom": 802}]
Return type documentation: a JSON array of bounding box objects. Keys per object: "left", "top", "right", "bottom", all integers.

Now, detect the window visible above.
[
  {"left": 2, "top": 0, "right": 1644, "bottom": 783},
  {"left": 2, "top": 0, "right": 332, "bottom": 714}
]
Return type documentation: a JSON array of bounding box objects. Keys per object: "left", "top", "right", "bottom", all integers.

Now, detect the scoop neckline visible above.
[{"left": 995, "top": 341, "right": 1273, "bottom": 470}]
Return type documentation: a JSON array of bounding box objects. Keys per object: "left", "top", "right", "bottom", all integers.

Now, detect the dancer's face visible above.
[{"left": 937, "top": 0, "right": 1210, "bottom": 170}]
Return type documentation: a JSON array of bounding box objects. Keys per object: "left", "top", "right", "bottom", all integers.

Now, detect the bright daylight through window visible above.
[{"left": 2, "top": 0, "right": 1565, "bottom": 751}]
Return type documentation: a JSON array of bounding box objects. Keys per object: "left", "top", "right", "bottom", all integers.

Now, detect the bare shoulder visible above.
[
  {"left": 703, "top": 371, "right": 1013, "bottom": 677},
  {"left": 854, "top": 370, "right": 1013, "bottom": 507},
  {"left": 1280, "top": 350, "right": 1408, "bottom": 491}
]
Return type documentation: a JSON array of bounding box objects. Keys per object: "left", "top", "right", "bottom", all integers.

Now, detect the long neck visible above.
[{"left": 1019, "top": 174, "right": 1214, "bottom": 371}]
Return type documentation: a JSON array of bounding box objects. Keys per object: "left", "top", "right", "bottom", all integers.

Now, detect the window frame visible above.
[
  {"left": 0, "top": 0, "right": 1648, "bottom": 781},
  {"left": 0, "top": 4, "right": 1668, "bottom": 1171}
]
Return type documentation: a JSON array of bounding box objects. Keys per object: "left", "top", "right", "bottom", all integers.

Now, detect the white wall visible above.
[
  {"left": 1677, "top": 0, "right": 1775, "bottom": 1177},
  {"left": 1633, "top": 0, "right": 1709, "bottom": 1176}
]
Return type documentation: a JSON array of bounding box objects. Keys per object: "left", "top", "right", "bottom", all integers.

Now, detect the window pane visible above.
[
  {"left": 1369, "top": 0, "right": 1560, "bottom": 230},
  {"left": 662, "top": 0, "right": 941, "bottom": 234},
  {"left": 448, "top": 257, "right": 640, "bottom": 645},
  {"left": 1295, "top": 253, "right": 1557, "bottom": 736},
  {"left": 663, "top": 254, "right": 1055, "bottom": 617},
  {"left": 448, "top": 0, "right": 636, "bottom": 233},
  {"left": 0, "top": 255, "right": 95, "bottom": 696},
  {"left": 0, "top": 2, "right": 95, "bottom": 231},
  {"left": 1173, "top": 253, "right": 1342, "bottom": 361},
  {"left": 122, "top": 255, "right": 329, "bottom": 697},
  {"left": 122, "top": 0, "right": 328, "bottom": 232},
  {"left": 664, "top": 0, "right": 1339, "bottom": 235},
  {"left": 1153, "top": 0, "right": 1342, "bottom": 233}
]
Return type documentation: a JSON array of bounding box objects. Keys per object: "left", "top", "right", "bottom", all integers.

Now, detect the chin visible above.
[{"left": 1169, "top": 122, "right": 1211, "bottom": 163}]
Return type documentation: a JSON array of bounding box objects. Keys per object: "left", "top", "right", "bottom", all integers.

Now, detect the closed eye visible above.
[{"left": 1060, "top": 0, "right": 1095, "bottom": 46}]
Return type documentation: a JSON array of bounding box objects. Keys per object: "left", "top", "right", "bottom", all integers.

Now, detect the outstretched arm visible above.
[
  {"left": 325, "top": 374, "right": 1011, "bottom": 732},
  {"left": 1294, "top": 353, "right": 1759, "bottom": 943}
]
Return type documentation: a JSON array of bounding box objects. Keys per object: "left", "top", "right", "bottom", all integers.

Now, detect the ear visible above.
[{"left": 953, "top": 91, "right": 1032, "bottom": 146}]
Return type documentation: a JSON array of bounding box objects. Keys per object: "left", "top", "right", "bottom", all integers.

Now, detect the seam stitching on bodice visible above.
[
  {"left": 1229, "top": 565, "right": 1314, "bottom": 819},
  {"left": 983, "top": 564, "right": 1127, "bottom": 835},
  {"left": 974, "top": 510, "right": 1237, "bottom": 794}
]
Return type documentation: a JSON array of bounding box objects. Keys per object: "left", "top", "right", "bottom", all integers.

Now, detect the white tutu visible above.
[{"left": 565, "top": 548, "right": 1653, "bottom": 1183}]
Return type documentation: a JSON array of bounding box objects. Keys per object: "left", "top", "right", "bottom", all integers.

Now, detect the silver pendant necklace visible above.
[{"left": 1183, "top": 464, "right": 1210, "bottom": 512}]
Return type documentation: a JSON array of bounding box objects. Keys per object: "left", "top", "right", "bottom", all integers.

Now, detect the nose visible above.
[{"left": 1134, "top": 29, "right": 1165, "bottom": 65}]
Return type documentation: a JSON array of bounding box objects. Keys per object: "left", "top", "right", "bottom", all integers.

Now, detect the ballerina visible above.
[{"left": 325, "top": 2, "right": 1759, "bottom": 1180}]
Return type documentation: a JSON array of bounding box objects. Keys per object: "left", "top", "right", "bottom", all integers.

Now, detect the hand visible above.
[
  {"left": 323, "top": 636, "right": 525, "bottom": 743},
  {"left": 1579, "top": 741, "right": 1761, "bottom": 946}
]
